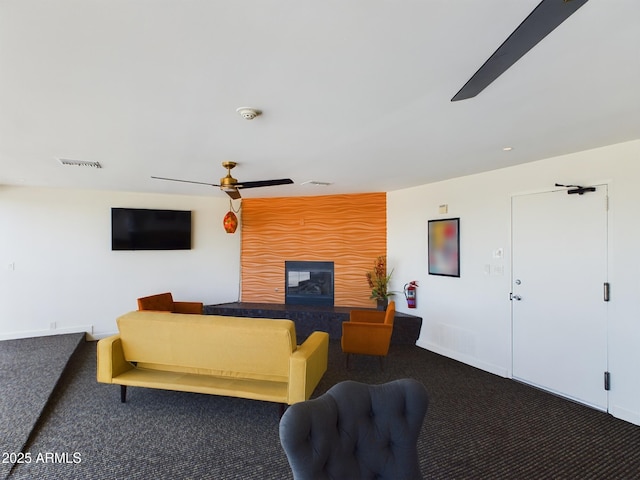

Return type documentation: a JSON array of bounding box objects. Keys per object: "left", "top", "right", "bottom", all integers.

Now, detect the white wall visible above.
[
  {"left": 0, "top": 186, "right": 241, "bottom": 339},
  {"left": 3, "top": 142, "right": 639, "bottom": 424},
  {"left": 388, "top": 139, "right": 640, "bottom": 425}
]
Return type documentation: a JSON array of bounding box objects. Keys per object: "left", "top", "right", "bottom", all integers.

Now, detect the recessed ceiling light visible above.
[{"left": 502, "top": 146, "right": 513, "bottom": 152}]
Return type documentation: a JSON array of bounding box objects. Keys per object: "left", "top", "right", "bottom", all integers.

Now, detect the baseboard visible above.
[
  {"left": 415, "top": 338, "right": 509, "bottom": 378},
  {"left": 610, "top": 405, "right": 640, "bottom": 426},
  {"left": 0, "top": 325, "right": 93, "bottom": 341},
  {"left": 417, "top": 339, "right": 640, "bottom": 426},
  {"left": 87, "top": 331, "right": 118, "bottom": 341}
]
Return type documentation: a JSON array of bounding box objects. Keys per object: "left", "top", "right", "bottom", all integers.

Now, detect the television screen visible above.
[{"left": 111, "top": 208, "right": 192, "bottom": 250}]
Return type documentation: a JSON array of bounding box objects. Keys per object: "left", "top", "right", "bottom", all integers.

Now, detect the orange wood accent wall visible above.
[{"left": 241, "top": 192, "right": 386, "bottom": 308}]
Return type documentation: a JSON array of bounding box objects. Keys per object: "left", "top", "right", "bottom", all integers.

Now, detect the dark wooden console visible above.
[{"left": 203, "top": 302, "right": 422, "bottom": 345}]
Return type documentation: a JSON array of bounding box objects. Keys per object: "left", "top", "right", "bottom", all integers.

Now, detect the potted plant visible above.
[{"left": 366, "top": 255, "right": 394, "bottom": 310}]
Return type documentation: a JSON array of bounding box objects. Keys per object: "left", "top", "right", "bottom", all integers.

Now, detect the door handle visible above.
[{"left": 511, "top": 294, "right": 522, "bottom": 301}]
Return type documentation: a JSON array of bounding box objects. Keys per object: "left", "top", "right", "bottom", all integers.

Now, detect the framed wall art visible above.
[{"left": 428, "top": 218, "right": 460, "bottom": 277}]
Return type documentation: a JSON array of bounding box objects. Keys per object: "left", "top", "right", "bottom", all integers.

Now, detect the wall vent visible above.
[{"left": 57, "top": 158, "right": 102, "bottom": 169}]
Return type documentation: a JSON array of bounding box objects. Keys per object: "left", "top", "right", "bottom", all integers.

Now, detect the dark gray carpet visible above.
[
  {"left": 5, "top": 337, "right": 640, "bottom": 479},
  {"left": 0, "top": 333, "right": 84, "bottom": 480}
]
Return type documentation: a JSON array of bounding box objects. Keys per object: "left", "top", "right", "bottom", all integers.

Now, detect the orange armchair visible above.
[
  {"left": 137, "top": 292, "right": 203, "bottom": 314},
  {"left": 341, "top": 301, "right": 395, "bottom": 370}
]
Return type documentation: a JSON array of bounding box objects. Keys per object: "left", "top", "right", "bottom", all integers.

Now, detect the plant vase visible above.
[{"left": 376, "top": 298, "right": 388, "bottom": 311}]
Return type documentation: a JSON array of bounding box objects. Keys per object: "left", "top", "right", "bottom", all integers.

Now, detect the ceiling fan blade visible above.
[
  {"left": 237, "top": 178, "right": 294, "bottom": 189},
  {"left": 224, "top": 188, "right": 242, "bottom": 200},
  {"left": 151, "top": 176, "right": 220, "bottom": 187},
  {"left": 451, "top": 0, "right": 589, "bottom": 102}
]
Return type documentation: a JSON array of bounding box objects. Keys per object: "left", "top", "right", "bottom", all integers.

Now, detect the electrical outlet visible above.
[{"left": 50, "top": 322, "right": 56, "bottom": 330}]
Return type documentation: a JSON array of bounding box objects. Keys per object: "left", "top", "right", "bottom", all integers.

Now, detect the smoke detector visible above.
[{"left": 236, "top": 107, "right": 261, "bottom": 120}]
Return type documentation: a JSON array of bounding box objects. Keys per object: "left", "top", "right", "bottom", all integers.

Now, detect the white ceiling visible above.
[{"left": 1, "top": 1, "right": 639, "bottom": 199}]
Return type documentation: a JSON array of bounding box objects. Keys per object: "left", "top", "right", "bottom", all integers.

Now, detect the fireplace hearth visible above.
[{"left": 285, "top": 261, "right": 334, "bottom": 306}]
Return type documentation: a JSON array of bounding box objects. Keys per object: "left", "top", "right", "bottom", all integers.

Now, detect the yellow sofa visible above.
[{"left": 96, "top": 311, "right": 329, "bottom": 406}]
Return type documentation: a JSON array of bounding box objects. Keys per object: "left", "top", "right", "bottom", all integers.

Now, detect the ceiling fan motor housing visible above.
[
  {"left": 220, "top": 175, "right": 238, "bottom": 189},
  {"left": 220, "top": 161, "right": 239, "bottom": 189}
]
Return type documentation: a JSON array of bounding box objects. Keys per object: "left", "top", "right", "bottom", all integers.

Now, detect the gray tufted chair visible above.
[{"left": 279, "top": 379, "right": 429, "bottom": 480}]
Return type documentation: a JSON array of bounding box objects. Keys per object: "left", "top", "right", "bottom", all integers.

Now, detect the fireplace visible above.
[{"left": 285, "top": 261, "right": 334, "bottom": 306}]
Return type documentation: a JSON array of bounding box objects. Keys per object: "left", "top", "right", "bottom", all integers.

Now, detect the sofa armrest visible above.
[
  {"left": 349, "top": 309, "right": 385, "bottom": 323},
  {"left": 173, "top": 301, "right": 204, "bottom": 314},
  {"left": 96, "top": 335, "right": 134, "bottom": 383},
  {"left": 288, "top": 331, "right": 329, "bottom": 404}
]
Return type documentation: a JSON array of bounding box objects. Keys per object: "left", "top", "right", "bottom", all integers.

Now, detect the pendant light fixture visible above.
[{"left": 223, "top": 199, "right": 241, "bottom": 234}]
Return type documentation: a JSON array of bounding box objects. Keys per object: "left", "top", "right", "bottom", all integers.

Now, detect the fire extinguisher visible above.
[{"left": 404, "top": 281, "right": 418, "bottom": 308}]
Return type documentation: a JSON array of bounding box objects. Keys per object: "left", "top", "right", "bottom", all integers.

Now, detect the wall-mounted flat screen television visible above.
[{"left": 111, "top": 208, "right": 192, "bottom": 251}]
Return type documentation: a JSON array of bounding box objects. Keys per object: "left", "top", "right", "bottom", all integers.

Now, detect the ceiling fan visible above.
[
  {"left": 151, "top": 161, "right": 293, "bottom": 199},
  {"left": 451, "top": 0, "right": 589, "bottom": 101}
]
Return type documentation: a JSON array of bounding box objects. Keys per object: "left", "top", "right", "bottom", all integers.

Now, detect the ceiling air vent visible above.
[
  {"left": 301, "top": 180, "right": 332, "bottom": 187},
  {"left": 57, "top": 158, "right": 102, "bottom": 169}
]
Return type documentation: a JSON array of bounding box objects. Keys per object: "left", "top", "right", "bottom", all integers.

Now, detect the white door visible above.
[{"left": 511, "top": 186, "right": 608, "bottom": 410}]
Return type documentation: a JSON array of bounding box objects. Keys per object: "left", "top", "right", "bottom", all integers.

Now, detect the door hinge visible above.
[
  {"left": 604, "top": 371, "right": 611, "bottom": 391},
  {"left": 604, "top": 282, "right": 610, "bottom": 302}
]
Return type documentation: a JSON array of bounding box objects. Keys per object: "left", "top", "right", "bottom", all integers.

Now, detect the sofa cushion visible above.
[{"left": 117, "top": 311, "right": 297, "bottom": 382}]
